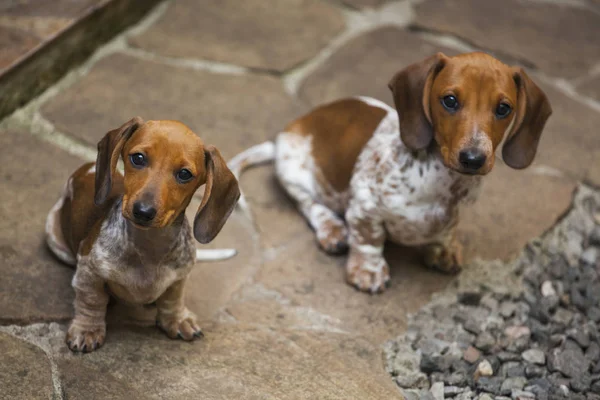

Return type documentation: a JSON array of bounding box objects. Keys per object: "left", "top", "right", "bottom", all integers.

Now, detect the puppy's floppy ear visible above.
[
  {"left": 194, "top": 145, "right": 240, "bottom": 244},
  {"left": 94, "top": 117, "right": 144, "bottom": 205},
  {"left": 502, "top": 68, "right": 552, "bottom": 169},
  {"left": 388, "top": 52, "right": 448, "bottom": 151}
]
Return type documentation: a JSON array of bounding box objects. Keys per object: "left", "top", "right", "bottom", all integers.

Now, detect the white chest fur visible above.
[{"left": 350, "top": 98, "right": 482, "bottom": 246}]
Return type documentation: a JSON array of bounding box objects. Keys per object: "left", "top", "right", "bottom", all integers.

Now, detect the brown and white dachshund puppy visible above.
[
  {"left": 45, "top": 118, "right": 240, "bottom": 352},
  {"left": 229, "top": 52, "right": 552, "bottom": 294}
]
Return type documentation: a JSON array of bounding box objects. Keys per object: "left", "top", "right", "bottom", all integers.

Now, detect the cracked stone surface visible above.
[
  {"left": 0, "top": 131, "right": 81, "bottom": 324},
  {"left": 0, "top": 332, "right": 53, "bottom": 400},
  {"left": 2, "top": 0, "right": 600, "bottom": 398},
  {"left": 129, "top": 0, "right": 345, "bottom": 72},
  {"left": 577, "top": 75, "right": 600, "bottom": 102},
  {"left": 414, "top": 0, "right": 600, "bottom": 79},
  {"left": 299, "top": 27, "right": 459, "bottom": 107},
  {"left": 41, "top": 53, "right": 304, "bottom": 159}
]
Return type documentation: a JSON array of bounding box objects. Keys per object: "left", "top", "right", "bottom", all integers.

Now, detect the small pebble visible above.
[
  {"left": 541, "top": 281, "right": 557, "bottom": 297},
  {"left": 475, "top": 359, "right": 494, "bottom": 379},
  {"left": 504, "top": 326, "right": 531, "bottom": 340},
  {"left": 430, "top": 381, "right": 444, "bottom": 400},
  {"left": 521, "top": 349, "right": 546, "bottom": 365},
  {"left": 464, "top": 346, "right": 481, "bottom": 364}
]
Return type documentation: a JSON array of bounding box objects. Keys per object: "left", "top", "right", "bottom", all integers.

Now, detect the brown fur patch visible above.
[{"left": 285, "top": 99, "right": 386, "bottom": 192}]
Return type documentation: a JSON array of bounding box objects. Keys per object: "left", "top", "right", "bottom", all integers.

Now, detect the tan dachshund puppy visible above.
[
  {"left": 229, "top": 52, "right": 552, "bottom": 294},
  {"left": 46, "top": 118, "right": 240, "bottom": 352}
]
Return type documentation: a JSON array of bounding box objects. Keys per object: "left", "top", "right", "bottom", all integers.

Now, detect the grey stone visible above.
[
  {"left": 397, "top": 372, "right": 430, "bottom": 389},
  {"left": 522, "top": 349, "right": 546, "bottom": 365},
  {"left": 553, "top": 309, "right": 574, "bottom": 327},
  {"left": 548, "top": 347, "right": 590, "bottom": 378},
  {"left": 570, "top": 373, "right": 592, "bottom": 393},
  {"left": 587, "top": 307, "right": 600, "bottom": 323},
  {"left": 444, "top": 386, "right": 465, "bottom": 396},
  {"left": 581, "top": 247, "right": 599, "bottom": 265},
  {"left": 525, "top": 365, "right": 546, "bottom": 379},
  {"left": 430, "top": 382, "right": 444, "bottom": 400},
  {"left": 476, "top": 332, "right": 496, "bottom": 353},
  {"left": 477, "top": 377, "right": 503, "bottom": 394},
  {"left": 500, "top": 377, "right": 527, "bottom": 396},
  {"left": 482, "top": 295, "right": 500, "bottom": 312},
  {"left": 498, "top": 352, "right": 522, "bottom": 362},
  {"left": 500, "top": 302, "right": 518, "bottom": 319},
  {"left": 567, "top": 328, "right": 591, "bottom": 349},
  {"left": 510, "top": 390, "right": 535, "bottom": 399},
  {"left": 588, "top": 342, "right": 600, "bottom": 362}
]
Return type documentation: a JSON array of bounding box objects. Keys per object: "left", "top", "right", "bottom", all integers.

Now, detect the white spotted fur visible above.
[{"left": 228, "top": 97, "right": 483, "bottom": 291}]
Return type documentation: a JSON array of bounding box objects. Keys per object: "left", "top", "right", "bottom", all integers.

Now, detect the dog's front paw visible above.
[
  {"left": 315, "top": 216, "right": 348, "bottom": 255},
  {"left": 424, "top": 241, "right": 463, "bottom": 274},
  {"left": 346, "top": 252, "right": 390, "bottom": 294},
  {"left": 66, "top": 323, "right": 106, "bottom": 353},
  {"left": 157, "top": 308, "right": 203, "bottom": 341}
]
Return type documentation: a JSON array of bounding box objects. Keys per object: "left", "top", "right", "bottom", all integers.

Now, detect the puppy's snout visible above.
[
  {"left": 458, "top": 148, "right": 487, "bottom": 172},
  {"left": 133, "top": 201, "right": 157, "bottom": 223}
]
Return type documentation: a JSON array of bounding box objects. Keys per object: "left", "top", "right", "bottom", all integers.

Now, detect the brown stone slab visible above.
[
  {"left": 459, "top": 162, "right": 576, "bottom": 261},
  {"left": 340, "top": 0, "right": 390, "bottom": 9},
  {"left": 414, "top": 0, "right": 600, "bottom": 79},
  {"left": 0, "top": 131, "right": 83, "bottom": 324},
  {"left": 129, "top": 0, "right": 345, "bottom": 72},
  {"left": 0, "top": 0, "right": 162, "bottom": 119},
  {"left": 299, "top": 27, "right": 459, "bottom": 107},
  {"left": 0, "top": 333, "right": 54, "bottom": 399},
  {"left": 41, "top": 53, "right": 304, "bottom": 159},
  {"left": 576, "top": 74, "right": 600, "bottom": 102},
  {"left": 56, "top": 324, "right": 402, "bottom": 399},
  {"left": 233, "top": 231, "right": 452, "bottom": 344},
  {"left": 533, "top": 81, "right": 600, "bottom": 182}
]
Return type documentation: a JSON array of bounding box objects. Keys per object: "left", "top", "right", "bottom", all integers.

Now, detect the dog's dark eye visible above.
[
  {"left": 176, "top": 169, "right": 193, "bottom": 183},
  {"left": 496, "top": 102, "right": 512, "bottom": 119},
  {"left": 130, "top": 153, "right": 146, "bottom": 168},
  {"left": 441, "top": 95, "right": 459, "bottom": 112}
]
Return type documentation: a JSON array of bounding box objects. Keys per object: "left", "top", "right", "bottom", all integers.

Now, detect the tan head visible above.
[
  {"left": 388, "top": 52, "right": 552, "bottom": 174},
  {"left": 94, "top": 118, "right": 240, "bottom": 243}
]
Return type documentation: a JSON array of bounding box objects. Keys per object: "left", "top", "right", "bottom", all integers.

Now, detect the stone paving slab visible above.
[
  {"left": 339, "top": 0, "right": 390, "bottom": 10},
  {"left": 458, "top": 162, "right": 576, "bottom": 261},
  {"left": 577, "top": 75, "right": 600, "bottom": 101},
  {"left": 414, "top": 0, "right": 600, "bottom": 79},
  {"left": 129, "top": 0, "right": 345, "bottom": 72},
  {"left": 55, "top": 324, "right": 402, "bottom": 399},
  {"left": 42, "top": 53, "right": 304, "bottom": 159},
  {"left": 299, "top": 27, "right": 459, "bottom": 107},
  {"left": 0, "top": 0, "right": 105, "bottom": 72},
  {"left": 534, "top": 81, "right": 600, "bottom": 183},
  {"left": 0, "top": 0, "right": 162, "bottom": 119},
  {"left": 0, "top": 131, "right": 82, "bottom": 324},
  {"left": 0, "top": 332, "right": 53, "bottom": 400}
]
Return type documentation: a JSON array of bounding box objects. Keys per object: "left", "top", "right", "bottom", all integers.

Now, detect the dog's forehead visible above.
[
  {"left": 129, "top": 120, "right": 204, "bottom": 148},
  {"left": 438, "top": 53, "right": 516, "bottom": 95}
]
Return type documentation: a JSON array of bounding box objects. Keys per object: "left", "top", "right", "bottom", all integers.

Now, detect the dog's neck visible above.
[{"left": 104, "top": 199, "right": 191, "bottom": 266}]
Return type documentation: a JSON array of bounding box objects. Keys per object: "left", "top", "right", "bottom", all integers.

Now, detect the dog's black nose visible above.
[
  {"left": 459, "top": 148, "right": 487, "bottom": 172},
  {"left": 133, "top": 202, "right": 157, "bottom": 223}
]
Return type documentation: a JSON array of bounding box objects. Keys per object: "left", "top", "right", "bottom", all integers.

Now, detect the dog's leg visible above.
[
  {"left": 156, "top": 278, "right": 203, "bottom": 340},
  {"left": 275, "top": 132, "right": 348, "bottom": 254},
  {"left": 345, "top": 198, "right": 390, "bottom": 294},
  {"left": 67, "top": 267, "right": 109, "bottom": 352},
  {"left": 423, "top": 225, "right": 463, "bottom": 274}
]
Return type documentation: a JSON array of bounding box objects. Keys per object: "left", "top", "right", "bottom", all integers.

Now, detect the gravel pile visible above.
[{"left": 384, "top": 187, "right": 600, "bottom": 400}]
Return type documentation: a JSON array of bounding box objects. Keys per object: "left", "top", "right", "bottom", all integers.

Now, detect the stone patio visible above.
[{"left": 0, "top": 0, "right": 599, "bottom": 399}]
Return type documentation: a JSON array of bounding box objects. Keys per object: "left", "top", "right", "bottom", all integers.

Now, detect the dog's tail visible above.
[{"left": 228, "top": 141, "right": 276, "bottom": 214}]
